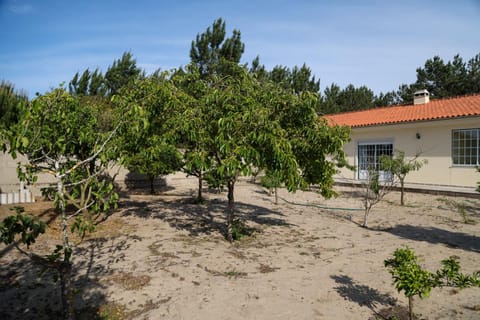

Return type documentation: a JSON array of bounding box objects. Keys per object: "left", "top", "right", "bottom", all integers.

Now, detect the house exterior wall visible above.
[
  {"left": 0, "top": 152, "right": 160, "bottom": 197},
  {"left": 0, "top": 153, "right": 56, "bottom": 195},
  {"left": 336, "top": 116, "right": 480, "bottom": 188}
]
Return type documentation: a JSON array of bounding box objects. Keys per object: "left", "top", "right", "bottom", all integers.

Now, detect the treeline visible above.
[
  {"left": 1, "top": 21, "right": 480, "bottom": 127},
  {"left": 65, "top": 51, "right": 480, "bottom": 114}
]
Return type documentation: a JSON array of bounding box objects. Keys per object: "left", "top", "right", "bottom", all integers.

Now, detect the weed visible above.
[
  {"left": 109, "top": 272, "right": 151, "bottom": 290},
  {"left": 97, "top": 302, "right": 128, "bottom": 320},
  {"left": 437, "top": 198, "right": 476, "bottom": 224},
  {"left": 230, "top": 219, "right": 255, "bottom": 241},
  {"left": 224, "top": 269, "right": 248, "bottom": 278},
  {"left": 258, "top": 264, "right": 279, "bottom": 273}
]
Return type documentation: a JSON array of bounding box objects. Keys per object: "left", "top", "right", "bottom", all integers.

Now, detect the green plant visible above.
[
  {"left": 380, "top": 150, "right": 427, "bottom": 206},
  {"left": 223, "top": 269, "right": 248, "bottom": 278},
  {"left": 229, "top": 219, "right": 254, "bottom": 241},
  {"left": 97, "top": 302, "right": 128, "bottom": 320},
  {"left": 260, "top": 171, "right": 282, "bottom": 204},
  {"left": 385, "top": 247, "right": 480, "bottom": 320},
  {"left": 361, "top": 166, "right": 394, "bottom": 227}
]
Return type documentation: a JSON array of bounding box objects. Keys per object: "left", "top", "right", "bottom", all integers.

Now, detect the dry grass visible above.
[{"left": 108, "top": 272, "right": 151, "bottom": 291}]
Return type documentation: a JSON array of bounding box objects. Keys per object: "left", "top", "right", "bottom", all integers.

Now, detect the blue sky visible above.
[{"left": 1, "top": 0, "right": 479, "bottom": 98}]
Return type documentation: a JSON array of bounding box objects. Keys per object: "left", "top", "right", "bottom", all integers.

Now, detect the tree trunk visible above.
[
  {"left": 274, "top": 186, "right": 278, "bottom": 205},
  {"left": 363, "top": 191, "right": 369, "bottom": 227},
  {"left": 363, "top": 208, "right": 369, "bottom": 227},
  {"left": 408, "top": 296, "right": 413, "bottom": 320},
  {"left": 57, "top": 170, "right": 74, "bottom": 320},
  {"left": 59, "top": 261, "right": 74, "bottom": 320},
  {"left": 149, "top": 176, "right": 155, "bottom": 194},
  {"left": 197, "top": 171, "right": 203, "bottom": 202},
  {"left": 226, "top": 180, "right": 235, "bottom": 242},
  {"left": 400, "top": 179, "right": 405, "bottom": 206}
]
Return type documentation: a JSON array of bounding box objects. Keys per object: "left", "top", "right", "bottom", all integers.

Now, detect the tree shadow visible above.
[
  {"left": 0, "top": 253, "right": 109, "bottom": 319},
  {"left": 123, "top": 172, "right": 174, "bottom": 195},
  {"left": 330, "top": 274, "right": 397, "bottom": 317},
  {"left": 120, "top": 196, "right": 295, "bottom": 238},
  {"left": 382, "top": 224, "right": 480, "bottom": 253},
  {"left": 0, "top": 230, "right": 136, "bottom": 319}
]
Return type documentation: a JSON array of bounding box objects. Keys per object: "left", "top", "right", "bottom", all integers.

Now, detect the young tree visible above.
[
  {"left": 172, "top": 65, "right": 212, "bottom": 202},
  {"left": 185, "top": 18, "right": 350, "bottom": 241},
  {"left": 360, "top": 166, "right": 394, "bottom": 228},
  {"left": 180, "top": 62, "right": 349, "bottom": 241},
  {"left": 116, "top": 74, "right": 186, "bottom": 194},
  {"left": 202, "top": 66, "right": 302, "bottom": 242},
  {"left": 1, "top": 87, "right": 122, "bottom": 319},
  {"left": 127, "top": 142, "right": 182, "bottom": 194},
  {"left": 381, "top": 150, "right": 427, "bottom": 206},
  {"left": 385, "top": 247, "right": 480, "bottom": 320},
  {"left": 182, "top": 18, "right": 246, "bottom": 201}
]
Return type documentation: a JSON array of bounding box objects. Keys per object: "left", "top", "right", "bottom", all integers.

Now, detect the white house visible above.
[{"left": 325, "top": 91, "right": 480, "bottom": 193}]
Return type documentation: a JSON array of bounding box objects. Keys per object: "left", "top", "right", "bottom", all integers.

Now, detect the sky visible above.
[{"left": 1, "top": 0, "right": 479, "bottom": 98}]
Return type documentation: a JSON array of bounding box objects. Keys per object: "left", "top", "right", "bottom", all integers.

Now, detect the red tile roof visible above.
[{"left": 324, "top": 94, "right": 480, "bottom": 128}]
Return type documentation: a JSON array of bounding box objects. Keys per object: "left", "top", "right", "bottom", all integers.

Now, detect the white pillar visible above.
[
  {"left": 25, "top": 190, "right": 32, "bottom": 203},
  {"left": 13, "top": 192, "right": 20, "bottom": 204},
  {"left": 0, "top": 193, "right": 6, "bottom": 205}
]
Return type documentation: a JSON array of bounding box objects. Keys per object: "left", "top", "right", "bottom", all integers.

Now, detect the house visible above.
[{"left": 325, "top": 90, "right": 480, "bottom": 193}]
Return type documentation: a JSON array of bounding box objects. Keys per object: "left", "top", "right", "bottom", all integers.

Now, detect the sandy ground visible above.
[{"left": 1, "top": 172, "right": 479, "bottom": 320}]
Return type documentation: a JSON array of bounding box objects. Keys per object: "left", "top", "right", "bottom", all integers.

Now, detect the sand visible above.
[{"left": 1, "top": 172, "right": 479, "bottom": 319}]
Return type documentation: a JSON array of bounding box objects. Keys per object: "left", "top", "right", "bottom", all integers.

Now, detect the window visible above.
[
  {"left": 358, "top": 142, "right": 393, "bottom": 180},
  {"left": 452, "top": 128, "right": 480, "bottom": 166}
]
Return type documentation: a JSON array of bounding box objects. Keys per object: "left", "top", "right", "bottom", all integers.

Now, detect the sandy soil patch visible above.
[{"left": 1, "top": 173, "right": 479, "bottom": 319}]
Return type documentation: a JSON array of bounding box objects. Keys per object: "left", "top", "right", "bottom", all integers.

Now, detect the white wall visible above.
[{"left": 336, "top": 117, "right": 480, "bottom": 188}]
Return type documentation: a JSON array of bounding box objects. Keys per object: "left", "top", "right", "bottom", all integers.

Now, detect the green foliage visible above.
[
  {"left": 0, "top": 80, "right": 28, "bottom": 130},
  {"left": 381, "top": 150, "right": 427, "bottom": 205},
  {"left": 384, "top": 247, "right": 435, "bottom": 299},
  {"left": 395, "top": 52, "right": 480, "bottom": 104},
  {"left": 320, "top": 83, "right": 376, "bottom": 114},
  {"left": 229, "top": 219, "right": 255, "bottom": 241},
  {"left": 385, "top": 247, "right": 480, "bottom": 319},
  {"left": 105, "top": 51, "right": 142, "bottom": 96},
  {"left": 3, "top": 85, "right": 125, "bottom": 318},
  {"left": 127, "top": 142, "right": 182, "bottom": 193},
  {"left": 260, "top": 171, "right": 282, "bottom": 191},
  {"left": 190, "top": 17, "right": 245, "bottom": 77},
  {"left": 116, "top": 73, "right": 187, "bottom": 194},
  {"left": 0, "top": 207, "right": 46, "bottom": 248}
]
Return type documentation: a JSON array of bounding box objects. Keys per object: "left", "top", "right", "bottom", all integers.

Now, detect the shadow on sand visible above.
[
  {"left": 331, "top": 274, "right": 397, "bottom": 318},
  {"left": 382, "top": 224, "right": 480, "bottom": 253},
  {"left": 0, "top": 240, "right": 116, "bottom": 320},
  {"left": 120, "top": 195, "right": 296, "bottom": 238}
]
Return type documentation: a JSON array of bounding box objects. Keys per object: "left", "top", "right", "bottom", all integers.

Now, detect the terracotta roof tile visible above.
[{"left": 324, "top": 94, "right": 480, "bottom": 128}]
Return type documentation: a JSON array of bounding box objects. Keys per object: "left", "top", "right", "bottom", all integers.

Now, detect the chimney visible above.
[{"left": 414, "top": 89, "right": 430, "bottom": 105}]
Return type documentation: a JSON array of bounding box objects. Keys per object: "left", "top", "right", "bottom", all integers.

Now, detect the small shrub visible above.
[
  {"left": 230, "top": 219, "right": 255, "bottom": 241},
  {"left": 385, "top": 246, "right": 480, "bottom": 320}
]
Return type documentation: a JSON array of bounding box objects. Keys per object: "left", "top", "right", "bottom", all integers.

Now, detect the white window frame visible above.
[
  {"left": 357, "top": 140, "right": 394, "bottom": 181},
  {"left": 452, "top": 128, "right": 480, "bottom": 166}
]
